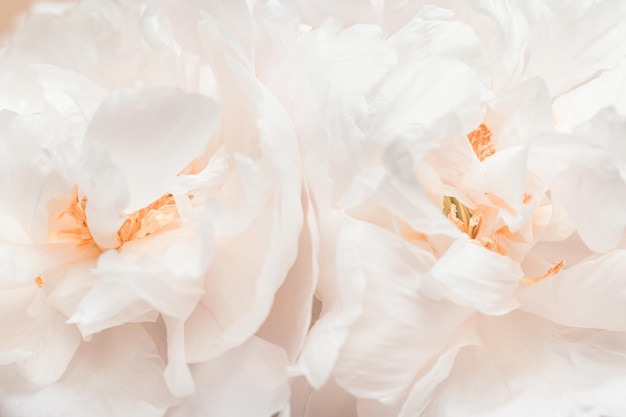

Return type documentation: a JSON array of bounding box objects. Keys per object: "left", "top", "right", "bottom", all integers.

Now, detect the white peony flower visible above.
[
  {"left": 0, "top": 0, "right": 301, "bottom": 415},
  {"left": 276, "top": 2, "right": 626, "bottom": 416},
  {"left": 3, "top": 0, "right": 626, "bottom": 416}
]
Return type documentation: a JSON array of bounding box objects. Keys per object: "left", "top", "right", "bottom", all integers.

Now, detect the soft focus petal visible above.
[
  {"left": 529, "top": 134, "right": 626, "bottom": 252},
  {"left": 0, "top": 324, "right": 175, "bottom": 417},
  {"left": 84, "top": 86, "right": 220, "bottom": 213},
  {"left": 424, "top": 312, "right": 626, "bottom": 417},
  {"left": 167, "top": 337, "right": 289, "bottom": 417}
]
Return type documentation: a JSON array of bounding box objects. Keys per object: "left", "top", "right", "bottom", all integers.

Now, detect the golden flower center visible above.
[
  {"left": 442, "top": 195, "right": 507, "bottom": 256},
  {"left": 450, "top": 124, "right": 564, "bottom": 285},
  {"left": 49, "top": 186, "right": 181, "bottom": 250}
]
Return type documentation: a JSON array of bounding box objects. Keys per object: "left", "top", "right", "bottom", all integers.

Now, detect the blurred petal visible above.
[
  {"left": 0, "top": 324, "right": 175, "bottom": 417},
  {"left": 167, "top": 337, "right": 289, "bottom": 417},
  {"left": 424, "top": 312, "right": 626, "bottom": 417},
  {"left": 84, "top": 86, "right": 220, "bottom": 213},
  {"left": 529, "top": 134, "right": 626, "bottom": 252},
  {"left": 520, "top": 250, "right": 626, "bottom": 331}
]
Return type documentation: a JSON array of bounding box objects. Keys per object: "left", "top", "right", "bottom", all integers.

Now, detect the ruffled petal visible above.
[
  {"left": 67, "top": 215, "right": 212, "bottom": 336},
  {"left": 331, "top": 220, "right": 473, "bottom": 404},
  {"left": 0, "top": 285, "right": 80, "bottom": 385},
  {"left": 424, "top": 312, "right": 626, "bottom": 417},
  {"left": 0, "top": 324, "right": 175, "bottom": 417}
]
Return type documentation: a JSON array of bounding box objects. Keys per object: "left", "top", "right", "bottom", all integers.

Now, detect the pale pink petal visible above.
[
  {"left": 424, "top": 312, "right": 626, "bottom": 417},
  {"left": 422, "top": 238, "right": 523, "bottom": 315},
  {"left": 67, "top": 218, "right": 211, "bottom": 335},
  {"left": 304, "top": 378, "right": 358, "bottom": 417},
  {"left": 257, "top": 194, "right": 319, "bottom": 362},
  {"left": 0, "top": 324, "right": 175, "bottom": 417},
  {"left": 167, "top": 337, "right": 289, "bottom": 417},
  {"left": 0, "top": 110, "right": 69, "bottom": 242},
  {"left": 0, "top": 281, "right": 80, "bottom": 385},
  {"left": 291, "top": 214, "right": 367, "bottom": 388},
  {"left": 332, "top": 221, "right": 473, "bottom": 403},
  {"left": 529, "top": 134, "right": 626, "bottom": 252},
  {"left": 485, "top": 77, "right": 554, "bottom": 149},
  {"left": 520, "top": 250, "right": 626, "bottom": 331},
  {"left": 84, "top": 86, "right": 221, "bottom": 214}
]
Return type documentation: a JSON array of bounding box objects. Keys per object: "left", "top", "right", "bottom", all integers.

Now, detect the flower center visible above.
[
  {"left": 49, "top": 187, "right": 181, "bottom": 250},
  {"left": 442, "top": 195, "right": 507, "bottom": 256},
  {"left": 117, "top": 194, "right": 179, "bottom": 245}
]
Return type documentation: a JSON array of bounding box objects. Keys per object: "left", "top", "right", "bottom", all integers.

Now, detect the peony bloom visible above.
[
  {"left": 279, "top": 2, "right": 626, "bottom": 416},
  {"left": 2, "top": 0, "right": 626, "bottom": 416},
  {"left": 0, "top": 1, "right": 301, "bottom": 415}
]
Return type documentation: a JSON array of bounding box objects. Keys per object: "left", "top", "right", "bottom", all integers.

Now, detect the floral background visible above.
[{"left": 2, "top": 1, "right": 626, "bottom": 417}]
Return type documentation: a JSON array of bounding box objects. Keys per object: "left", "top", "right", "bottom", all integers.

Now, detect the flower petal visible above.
[
  {"left": 332, "top": 220, "right": 473, "bottom": 403},
  {"left": 529, "top": 134, "right": 626, "bottom": 252},
  {"left": 422, "top": 238, "right": 523, "bottom": 315},
  {"left": 424, "top": 312, "right": 626, "bottom": 417},
  {"left": 520, "top": 250, "right": 626, "bottom": 331},
  {"left": 84, "top": 86, "right": 221, "bottom": 213},
  {"left": 166, "top": 337, "right": 289, "bottom": 417},
  {"left": 0, "top": 324, "right": 175, "bottom": 417}
]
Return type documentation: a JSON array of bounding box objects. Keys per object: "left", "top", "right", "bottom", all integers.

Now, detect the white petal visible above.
[
  {"left": 84, "top": 86, "right": 221, "bottom": 213},
  {"left": 291, "top": 214, "right": 367, "bottom": 388},
  {"left": 257, "top": 194, "right": 319, "bottom": 362},
  {"left": 397, "top": 320, "right": 480, "bottom": 417},
  {"left": 183, "top": 61, "right": 302, "bottom": 362},
  {"left": 520, "top": 250, "right": 626, "bottom": 331},
  {"left": 163, "top": 316, "right": 195, "bottom": 398},
  {"left": 332, "top": 221, "right": 473, "bottom": 403},
  {"left": 167, "top": 337, "right": 289, "bottom": 417},
  {"left": 0, "top": 61, "right": 45, "bottom": 114},
  {"left": 0, "top": 110, "right": 69, "bottom": 242},
  {"left": 424, "top": 312, "right": 626, "bottom": 417},
  {"left": 485, "top": 77, "right": 554, "bottom": 149},
  {"left": 477, "top": 0, "right": 626, "bottom": 97},
  {"left": 0, "top": 285, "right": 80, "bottom": 385},
  {"left": 0, "top": 324, "right": 175, "bottom": 417},
  {"left": 16, "top": 311, "right": 81, "bottom": 385},
  {"left": 529, "top": 134, "right": 626, "bottom": 252},
  {"left": 422, "top": 238, "right": 523, "bottom": 315},
  {"left": 369, "top": 55, "right": 482, "bottom": 143},
  {"left": 34, "top": 63, "right": 108, "bottom": 146},
  {"left": 68, "top": 215, "right": 212, "bottom": 335}
]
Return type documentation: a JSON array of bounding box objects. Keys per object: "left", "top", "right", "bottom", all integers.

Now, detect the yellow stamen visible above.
[
  {"left": 50, "top": 187, "right": 183, "bottom": 249},
  {"left": 443, "top": 196, "right": 482, "bottom": 239},
  {"left": 479, "top": 237, "right": 507, "bottom": 256},
  {"left": 522, "top": 259, "right": 566, "bottom": 286},
  {"left": 442, "top": 196, "right": 510, "bottom": 255},
  {"left": 49, "top": 186, "right": 95, "bottom": 248},
  {"left": 117, "top": 194, "right": 180, "bottom": 246},
  {"left": 34, "top": 275, "right": 45, "bottom": 288},
  {"left": 522, "top": 193, "right": 532, "bottom": 204},
  {"left": 467, "top": 123, "right": 495, "bottom": 161}
]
